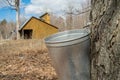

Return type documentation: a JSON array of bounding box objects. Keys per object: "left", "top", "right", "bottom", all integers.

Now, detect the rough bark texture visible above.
[{"left": 90, "top": 0, "right": 120, "bottom": 80}]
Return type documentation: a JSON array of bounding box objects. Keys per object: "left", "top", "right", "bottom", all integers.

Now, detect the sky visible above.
[{"left": 0, "top": 0, "right": 88, "bottom": 22}]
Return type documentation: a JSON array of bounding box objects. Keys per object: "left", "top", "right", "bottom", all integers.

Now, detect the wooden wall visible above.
[
  {"left": 41, "top": 14, "right": 50, "bottom": 24},
  {"left": 22, "top": 17, "right": 58, "bottom": 39}
]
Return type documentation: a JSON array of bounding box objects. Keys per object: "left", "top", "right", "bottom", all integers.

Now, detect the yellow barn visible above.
[
  {"left": 39, "top": 13, "right": 50, "bottom": 24},
  {"left": 19, "top": 13, "right": 58, "bottom": 39}
]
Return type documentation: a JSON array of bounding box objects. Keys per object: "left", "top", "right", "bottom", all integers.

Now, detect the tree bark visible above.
[{"left": 90, "top": 0, "right": 120, "bottom": 80}]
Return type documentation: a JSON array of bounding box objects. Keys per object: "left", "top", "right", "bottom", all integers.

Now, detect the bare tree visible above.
[
  {"left": 50, "top": 14, "right": 65, "bottom": 31},
  {"left": 0, "top": 19, "right": 8, "bottom": 39},
  {"left": 0, "top": 19, "right": 16, "bottom": 39},
  {"left": 64, "top": 0, "right": 91, "bottom": 30},
  {"left": 0, "top": 31, "right": 3, "bottom": 40},
  {"left": 64, "top": 3, "right": 75, "bottom": 30},
  {"left": 6, "top": 0, "right": 20, "bottom": 39}
]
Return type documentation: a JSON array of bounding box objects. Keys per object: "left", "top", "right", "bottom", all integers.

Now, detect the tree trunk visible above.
[{"left": 90, "top": 0, "right": 120, "bottom": 80}]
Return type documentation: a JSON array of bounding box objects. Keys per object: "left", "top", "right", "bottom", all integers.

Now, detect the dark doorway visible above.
[{"left": 24, "top": 29, "right": 33, "bottom": 39}]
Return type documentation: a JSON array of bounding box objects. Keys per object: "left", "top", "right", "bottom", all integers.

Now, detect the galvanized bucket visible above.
[{"left": 45, "top": 29, "right": 90, "bottom": 80}]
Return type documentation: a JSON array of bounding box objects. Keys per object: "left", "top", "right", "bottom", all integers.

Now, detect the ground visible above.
[{"left": 0, "top": 39, "right": 58, "bottom": 80}]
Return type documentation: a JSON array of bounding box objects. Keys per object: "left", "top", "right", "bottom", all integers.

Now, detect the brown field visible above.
[{"left": 0, "top": 39, "right": 58, "bottom": 80}]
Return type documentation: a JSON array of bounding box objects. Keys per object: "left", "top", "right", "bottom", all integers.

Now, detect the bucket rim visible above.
[{"left": 45, "top": 29, "right": 90, "bottom": 44}]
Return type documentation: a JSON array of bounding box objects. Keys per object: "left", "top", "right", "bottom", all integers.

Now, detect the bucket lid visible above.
[{"left": 45, "top": 29, "right": 90, "bottom": 46}]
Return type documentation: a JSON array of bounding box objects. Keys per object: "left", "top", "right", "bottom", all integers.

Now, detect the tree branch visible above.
[
  {"left": 75, "top": 9, "right": 91, "bottom": 15},
  {"left": 6, "top": 0, "right": 15, "bottom": 7}
]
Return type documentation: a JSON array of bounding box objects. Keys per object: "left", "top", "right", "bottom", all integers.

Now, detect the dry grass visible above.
[
  {"left": 0, "top": 39, "right": 47, "bottom": 54},
  {"left": 0, "top": 39, "right": 58, "bottom": 80}
]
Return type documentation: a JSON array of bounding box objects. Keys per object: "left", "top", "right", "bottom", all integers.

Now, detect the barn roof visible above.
[{"left": 19, "top": 16, "right": 58, "bottom": 31}]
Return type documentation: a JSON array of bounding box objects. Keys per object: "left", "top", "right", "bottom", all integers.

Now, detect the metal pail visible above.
[{"left": 45, "top": 29, "right": 90, "bottom": 80}]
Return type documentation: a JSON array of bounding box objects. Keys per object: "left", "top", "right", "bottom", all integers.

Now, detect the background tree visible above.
[
  {"left": 65, "top": 5, "right": 74, "bottom": 30},
  {"left": 0, "top": 30, "right": 3, "bottom": 40},
  {"left": 0, "top": 19, "right": 8, "bottom": 39},
  {"left": 50, "top": 14, "right": 66, "bottom": 31},
  {"left": 90, "top": 0, "right": 120, "bottom": 80},
  {"left": 0, "top": 19, "right": 7, "bottom": 25},
  {"left": 51, "top": 0, "right": 91, "bottom": 31},
  {"left": 64, "top": 0, "right": 91, "bottom": 30},
  {"left": 6, "top": 0, "right": 20, "bottom": 39},
  {"left": 0, "top": 19, "right": 16, "bottom": 39}
]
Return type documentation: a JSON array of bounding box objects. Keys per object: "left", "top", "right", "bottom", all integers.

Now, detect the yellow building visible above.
[
  {"left": 19, "top": 13, "right": 58, "bottom": 39},
  {"left": 39, "top": 13, "right": 50, "bottom": 24}
]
